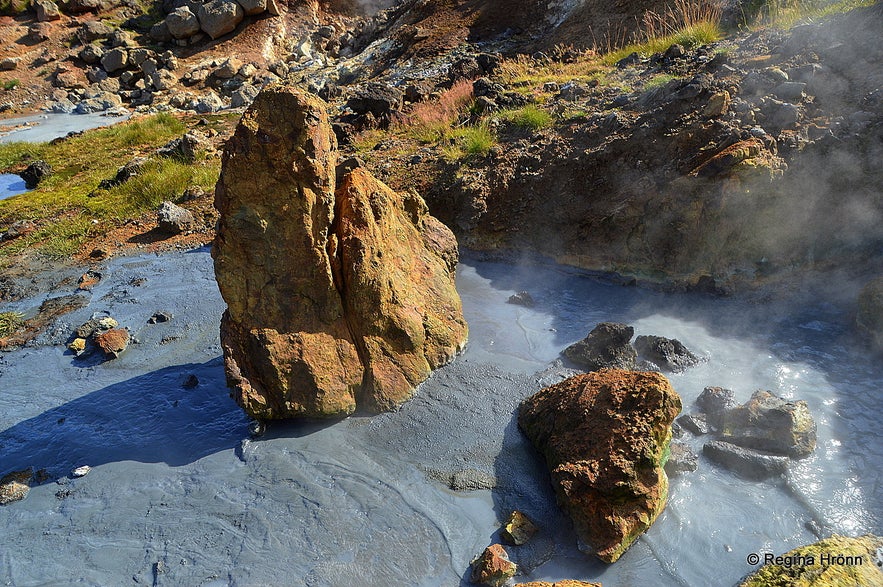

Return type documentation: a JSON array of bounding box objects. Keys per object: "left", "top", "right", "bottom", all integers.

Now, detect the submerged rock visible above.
[
  {"left": 563, "top": 322, "right": 637, "bottom": 371},
  {"left": 720, "top": 390, "right": 816, "bottom": 458},
  {"left": 633, "top": 335, "right": 700, "bottom": 372},
  {"left": 213, "top": 85, "right": 467, "bottom": 419},
  {"left": 470, "top": 544, "right": 517, "bottom": 587},
  {"left": 702, "top": 440, "right": 789, "bottom": 480},
  {"left": 665, "top": 442, "right": 698, "bottom": 476},
  {"left": 738, "top": 534, "right": 883, "bottom": 587},
  {"left": 518, "top": 369, "right": 681, "bottom": 563}
]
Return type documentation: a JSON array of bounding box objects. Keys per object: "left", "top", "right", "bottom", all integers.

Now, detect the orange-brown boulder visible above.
[
  {"left": 518, "top": 369, "right": 681, "bottom": 563},
  {"left": 470, "top": 544, "right": 517, "bottom": 587},
  {"left": 213, "top": 84, "right": 466, "bottom": 419}
]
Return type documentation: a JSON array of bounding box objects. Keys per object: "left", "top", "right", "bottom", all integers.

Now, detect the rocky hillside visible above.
[{"left": 1, "top": 0, "right": 880, "bottom": 292}]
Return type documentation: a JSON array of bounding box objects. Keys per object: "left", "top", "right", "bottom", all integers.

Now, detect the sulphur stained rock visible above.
[
  {"left": 502, "top": 510, "right": 538, "bottom": 546},
  {"left": 94, "top": 328, "right": 130, "bottom": 358},
  {"left": 739, "top": 535, "right": 883, "bottom": 587},
  {"left": 0, "top": 469, "right": 32, "bottom": 505},
  {"left": 470, "top": 544, "right": 516, "bottom": 587},
  {"left": 518, "top": 369, "right": 681, "bottom": 563},
  {"left": 334, "top": 168, "right": 467, "bottom": 410},
  {"left": 213, "top": 85, "right": 466, "bottom": 419}
]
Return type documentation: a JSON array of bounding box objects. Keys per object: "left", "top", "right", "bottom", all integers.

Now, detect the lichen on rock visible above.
[
  {"left": 213, "top": 84, "right": 467, "bottom": 419},
  {"left": 518, "top": 369, "right": 681, "bottom": 563}
]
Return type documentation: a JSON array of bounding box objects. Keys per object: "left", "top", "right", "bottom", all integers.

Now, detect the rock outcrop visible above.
[
  {"left": 739, "top": 535, "right": 883, "bottom": 587},
  {"left": 518, "top": 369, "right": 681, "bottom": 563},
  {"left": 213, "top": 85, "right": 467, "bottom": 419}
]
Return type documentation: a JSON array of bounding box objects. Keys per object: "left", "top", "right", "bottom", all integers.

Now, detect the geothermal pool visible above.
[
  {"left": 0, "top": 247, "right": 880, "bottom": 586},
  {"left": 0, "top": 174, "right": 28, "bottom": 201},
  {"left": 0, "top": 111, "right": 130, "bottom": 144}
]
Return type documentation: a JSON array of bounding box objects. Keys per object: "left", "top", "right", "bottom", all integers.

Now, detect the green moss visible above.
[{"left": 0, "top": 113, "right": 218, "bottom": 261}]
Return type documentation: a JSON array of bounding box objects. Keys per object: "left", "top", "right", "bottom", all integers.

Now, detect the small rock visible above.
[
  {"left": 165, "top": 7, "right": 201, "bottom": 39},
  {"left": 148, "top": 311, "right": 173, "bottom": 324},
  {"left": 695, "top": 386, "right": 736, "bottom": 429},
  {"left": 100, "top": 48, "right": 128, "bottom": 74},
  {"left": 157, "top": 201, "right": 195, "bottom": 234},
  {"left": 197, "top": 0, "right": 244, "bottom": 40},
  {"left": 20, "top": 160, "right": 53, "bottom": 189},
  {"left": 507, "top": 291, "right": 535, "bottom": 307},
  {"left": 213, "top": 57, "right": 241, "bottom": 79},
  {"left": 563, "top": 322, "right": 637, "bottom": 371},
  {"left": 33, "top": 0, "right": 61, "bottom": 21},
  {"left": 156, "top": 132, "right": 203, "bottom": 162},
  {"left": 77, "top": 270, "right": 102, "bottom": 291},
  {"left": 720, "top": 390, "right": 817, "bottom": 458},
  {"left": 71, "top": 465, "right": 91, "bottom": 478},
  {"left": 68, "top": 337, "right": 87, "bottom": 355},
  {"left": 0, "top": 469, "right": 32, "bottom": 505},
  {"left": 665, "top": 442, "right": 698, "bottom": 475},
  {"left": 501, "top": 510, "right": 538, "bottom": 546},
  {"left": 634, "top": 335, "right": 700, "bottom": 372},
  {"left": 94, "top": 328, "right": 130, "bottom": 358},
  {"left": 75, "top": 316, "right": 118, "bottom": 338},
  {"left": 0, "top": 57, "right": 20, "bottom": 72},
  {"left": 182, "top": 374, "right": 199, "bottom": 389},
  {"left": 676, "top": 412, "right": 709, "bottom": 435},
  {"left": 470, "top": 544, "right": 516, "bottom": 587}
]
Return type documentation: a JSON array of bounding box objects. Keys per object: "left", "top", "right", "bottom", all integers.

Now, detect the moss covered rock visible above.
[
  {"left": 739, "top": 535, "right": 883, "bottom": 587},
  {"left": 518, "top": 369, "right": 681, "bottom": 563}
]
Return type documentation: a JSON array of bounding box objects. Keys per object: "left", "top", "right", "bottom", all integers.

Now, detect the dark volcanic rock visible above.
[
  {"left": 507, "top": 291, "right": 535, "bottom": 307},
  {"left": 213, "top": 84, "right": 466, "bottom": 419},
  {"left": 20, "top": 160, "right": 53, "bottom": 188},
  {"left": 346, "top": 83, "right": 402, "bottom": 120},
  {"left": 703, "top": 440, "right": 789, "bottom": 480},
  {"left": 562, "top": 322, "right": 637, "bottom": 371},
  {"left": 696, "top": 386, "right": 737, "bottom": 429},
  {"left": 720, "top": 390, "right": 817, "bottom": 458},
  {"left": 518, "top": 369, "right": 681, "bottom": 563},
  {"left": 634, "top": 335, "right": 700, "bottom": 372}
]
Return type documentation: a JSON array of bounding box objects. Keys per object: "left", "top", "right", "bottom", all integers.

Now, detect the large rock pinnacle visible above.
[{"left": 213, "top": 85, "right": 467, "bottom": 419}]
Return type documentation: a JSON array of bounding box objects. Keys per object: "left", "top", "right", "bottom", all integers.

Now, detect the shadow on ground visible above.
[{"left": 0, "top": 357, "right": 250, "bottom": 478}]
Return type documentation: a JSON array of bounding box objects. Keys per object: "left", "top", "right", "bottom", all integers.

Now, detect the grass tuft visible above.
[
  {"left": 0, "top": 311, "right": 24, "bottom": 337},
  {"left": 499, "top": 105, "right": 554, "bottom": 131}
]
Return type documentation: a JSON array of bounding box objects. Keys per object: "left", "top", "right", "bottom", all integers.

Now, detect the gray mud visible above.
[{"left": 1, "top": 247, "right": 881, "bottom": 586}]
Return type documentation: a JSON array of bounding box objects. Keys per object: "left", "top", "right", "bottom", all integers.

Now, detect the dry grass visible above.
[{"left": 393, "top": 79, "right": 475, "bottom": 143}]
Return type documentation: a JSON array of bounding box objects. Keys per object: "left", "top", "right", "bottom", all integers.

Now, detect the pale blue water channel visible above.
[{"left": 0, "top": 246, "right": 879, "bottom": 586}]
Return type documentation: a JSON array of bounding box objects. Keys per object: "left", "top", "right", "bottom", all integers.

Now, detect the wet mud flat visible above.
[{"left": 1, "top": 247, "right": 881, "bottom": 586}]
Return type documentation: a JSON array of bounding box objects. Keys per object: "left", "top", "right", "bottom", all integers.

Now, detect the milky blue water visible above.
[{"left": 0, "top": 248, "right": 880, "bottom": 586}]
